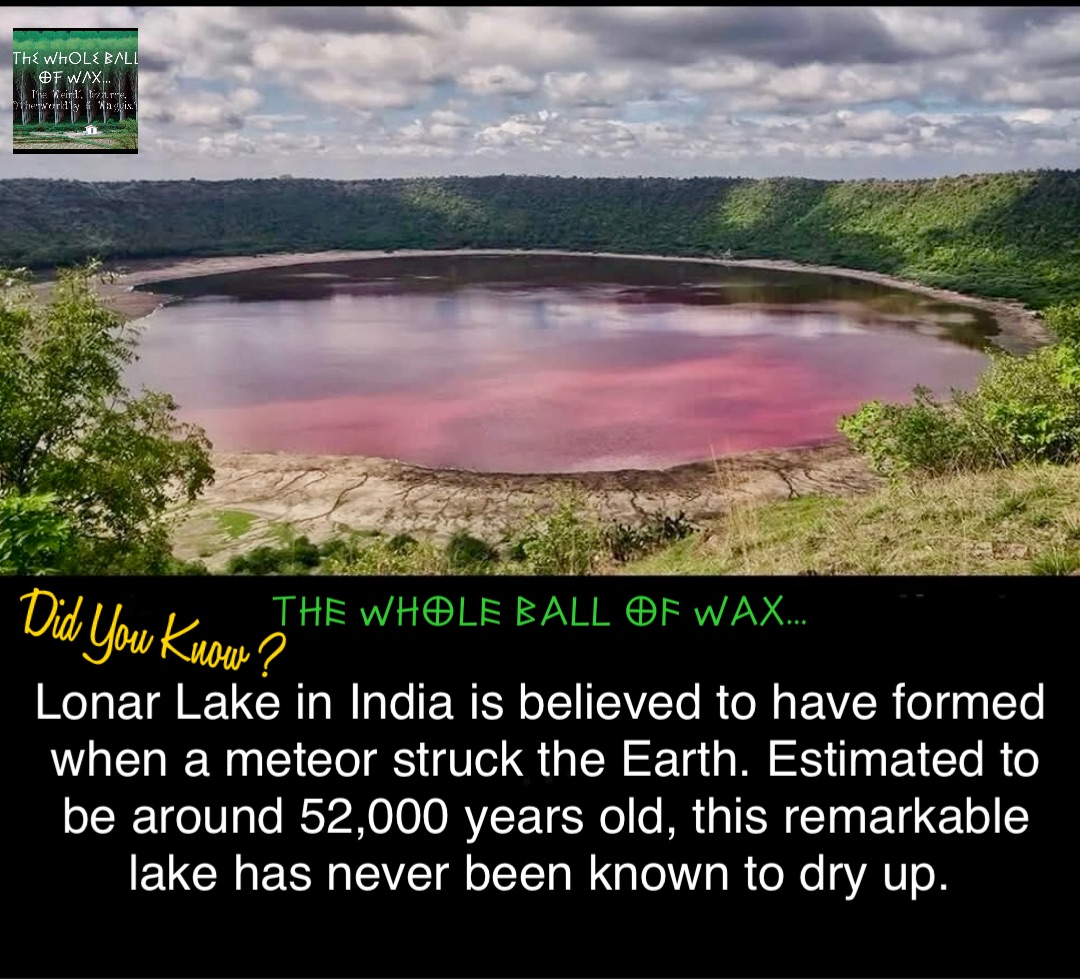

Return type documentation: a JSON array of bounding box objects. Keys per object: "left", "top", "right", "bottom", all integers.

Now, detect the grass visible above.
[
  {"left": 216, "top": 509, "right": 257, "bottom": 539},
  {"left": 626, "top": 462, "right": 1080, "bottom": 575}
]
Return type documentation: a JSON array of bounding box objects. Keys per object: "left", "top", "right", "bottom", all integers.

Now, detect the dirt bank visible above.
[{"left": 172, "top": 441, "right": 882, "bottom": 568}]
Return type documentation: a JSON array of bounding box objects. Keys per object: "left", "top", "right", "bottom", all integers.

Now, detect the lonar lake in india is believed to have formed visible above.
[{"left": 126, "top": 253, "right": 999, "bottom": 474}]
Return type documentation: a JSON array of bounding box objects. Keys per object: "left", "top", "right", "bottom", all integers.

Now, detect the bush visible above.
[
  {"left": 837, "top": 387, "right": 979, "bottom": 475},
  {"left": 839, "top": 303, "right": 1080, "bottom": 475},
  {"left": 1045, "top": 302, "right": 1080, "bottom": 346},
  {"left": 445, "top": 531, "right": 499, "bottom": 570},
  {"left": 964, "top": 345, "right": 1080, "bottom": 465},
  {"left": 605, "top": 511, "right": 698, "bottom": 562},
  {"left": 227, "top": 546, "right": 283, "bottom": 575},
  {"left": 227, "top": 535, "right": 322, "bottom": 575},
  {"left": 317, "top": 537, "right": 362, "bottom": 562},
  {"left": 225, "top": 531, "right": 456, "bottom": 576},
  {"left": 322, "top": 534, "right": 444, "bottom": 575},
  {"left": 513, "top": 491, "right": 606, "bottom": 575},
  {"left": 387, "top": 533, "right": 417, "bottom": 555},
  {"left": 290, "top": 536, "right": 322, "bottom": 569},
  {"left": 167, "top": 558, "right": 211, "bottom": 575}
]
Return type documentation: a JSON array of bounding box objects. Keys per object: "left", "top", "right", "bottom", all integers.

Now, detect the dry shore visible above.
[
  {"left": 33, "top": 248, "right": 1049, "bottom": 561},
  {"left": 170, "top": 442, "right": 882, "bottom": 566}
]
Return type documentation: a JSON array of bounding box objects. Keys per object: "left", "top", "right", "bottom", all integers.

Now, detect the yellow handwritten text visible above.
[
  {"left": 159, "top": 613, "right": 200, "bottom": 661},
  {"left": 87, "top": 601, "right": 154, "bottom": 665},
  {"left": 19, "top": 590, "right": 278, "bottom": 676},
  {"left": 21, "top": 588, "right": 152, "bottom": 665},
  {"left": 192, "top": 638, "right": 251, "bottom": 671},
  {"left": 160, "top": 613, "right": 262, "bottom": 673}
]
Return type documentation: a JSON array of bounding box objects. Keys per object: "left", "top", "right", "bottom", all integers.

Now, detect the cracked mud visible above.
[{"left": 171, "top": 442, "right": 882, "bottom": 568}]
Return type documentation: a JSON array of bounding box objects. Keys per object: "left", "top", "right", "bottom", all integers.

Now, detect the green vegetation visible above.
[
  {"left": 0, "top": 493, "right": 72, "bottom": 574},
  {"left": 227, "top": 536, "right": 325, "bottom": 575},
  {"left": 203, "top": 504, "right": 701, "bottom": 577},
  {"left": 217, "top": 510, "right": 257, "bottom": 539},
  {"left": 2, "top": 170, "right": 1077, "bottom": 307},
  {"left": 446, "top": 531, "right": 500, "bottom": 571},
  {"left": 625, "top": 462, "right": 1080, "bottom": 576},
  {"left": 838, "top": 301, "right": 1080, "bottom": 474},
  {"left": 826, "top": 262, "right": 1078, "bottom": 563},
  {"left": 322, "top": 534, "right": 446, "bottom": 576},
  {"left": 510, "top": 491, "right": 607, "bottom": 575},
  {"left": 0, "top": 262, "right": 212, "bottom": 574},
  {"left": 604, "top": 511, "right": 698, "bottom": 563},
  {"left": 506, "top": 495, "right": 698, "bottom": 574}
]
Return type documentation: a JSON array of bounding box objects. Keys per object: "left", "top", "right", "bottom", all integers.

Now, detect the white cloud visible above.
[
  {"left": 458, "top": 65, "right": 538, "bottom": 97},
  {"left": 197, "top": 131, "right": 258, "bottom": 157},
  {"left": 1, "top": 5, "right": 1078, "bottom": 178},
  {"left": 543, "top": 69, "right": 635, "bottom": 105}
]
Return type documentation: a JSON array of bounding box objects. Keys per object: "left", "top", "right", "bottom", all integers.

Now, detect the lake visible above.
[{"left": 127, "top": 253, "right": 998, "bottom": 473}]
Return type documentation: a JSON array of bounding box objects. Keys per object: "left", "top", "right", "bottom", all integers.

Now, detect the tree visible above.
[
  {"left": 0, "top": 493, "right": 73, "bottom": 574},
  {"left": 0, "top": 261, "right": 214, "bottom": 573}
]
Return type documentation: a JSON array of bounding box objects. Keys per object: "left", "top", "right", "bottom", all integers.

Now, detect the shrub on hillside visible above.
[
  {"left": 512, "top": 491, "right": 606, "bottom": 575},
  {"left": 445, "top": 531, "right": 500, "bottom": 570},
  {"left": 322, "top": 533, "right": 445, "bottom": 575},
  {"left": 605, "top": 511, "right": 698, "bottom": 562},
  {"left": 227, "top": 535, "right": 323, "bottom": 574},
  {"left": 839, "top": 302, "right": 1080, "bottom": 475}
]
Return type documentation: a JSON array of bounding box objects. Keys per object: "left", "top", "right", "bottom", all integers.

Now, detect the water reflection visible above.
[{"left": 127, "top": 255, "right": 997, "bottom": 472}]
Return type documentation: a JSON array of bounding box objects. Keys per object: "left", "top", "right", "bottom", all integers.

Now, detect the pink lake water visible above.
[{"left": 126, "top": 254, "right": 998, "bottom": 473}]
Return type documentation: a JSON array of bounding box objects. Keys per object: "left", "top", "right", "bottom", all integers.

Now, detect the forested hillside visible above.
[{"left": 2, "top": 170, "right": 1077, "bottom": 306}]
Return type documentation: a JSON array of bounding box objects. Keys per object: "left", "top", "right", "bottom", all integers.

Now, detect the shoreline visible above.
[{"left": 31, "top": 246, "right": 1047, "bottom": 554}]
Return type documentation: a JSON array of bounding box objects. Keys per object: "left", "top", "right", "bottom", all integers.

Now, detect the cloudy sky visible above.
[{"left": 4, "top": 5, "right": 1079, "bottom": 180}]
